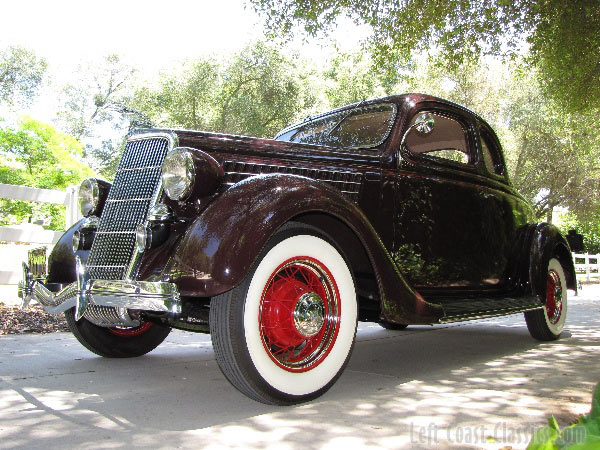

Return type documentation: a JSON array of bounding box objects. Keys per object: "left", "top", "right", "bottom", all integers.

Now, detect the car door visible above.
[{"left": 392, "top": 103, "right": 510, "bottom": 290}]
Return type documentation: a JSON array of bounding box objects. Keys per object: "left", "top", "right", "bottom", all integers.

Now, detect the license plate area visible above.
[{"left": 28, "top": 246, "right": 48, "bottom": 279}]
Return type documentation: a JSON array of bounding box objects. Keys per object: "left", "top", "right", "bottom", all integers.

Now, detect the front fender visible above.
[
  {"left": 166, "top": 174, "right": 443, "bottom": 324},
  {"left": 47, "top": 219, "right": 89, "bottom": 284},
  {"left": 529, "top": 223, "right": 577, "bottom": 299}
]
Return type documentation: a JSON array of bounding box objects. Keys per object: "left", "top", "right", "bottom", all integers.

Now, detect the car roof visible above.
[{"left": 276, "top": 93, "right": 491, "bottom": 139}]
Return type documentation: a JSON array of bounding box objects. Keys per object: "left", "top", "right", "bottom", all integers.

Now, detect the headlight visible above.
[
  {"left": 161, "top": 149, "right": 195, "bottom": 201},
  {"left": 78, "top": 178, "right": 99, "bottom": 216},
  {"left": 78, "top": 178, "right": 110, "bottom": 217}
]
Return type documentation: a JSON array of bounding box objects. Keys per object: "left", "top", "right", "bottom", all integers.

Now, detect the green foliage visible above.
[
  {"left": 529, "top": 1, "right": 600, "bottom": 113},
  {"left": 54, "top": 54, "right": 138, "bottom": 178},
  {"left": 322, "top": 51, "right": 392, "bottom": 108},
  {"left": 392, "top": 244, "right": 440, "bottom": 285},
  {"left": 247, "top": 0, "right": 600, "bottom": 113},
  {"left": 527, "top": 383, "right": 600, "bottom": 449},
  {"left": 557, "top": 212, "right": 600, "bottom": 255},
  {"left": 503, "top": 68, "right": 600, "bottom": 222},
  {"left": 0, "top": 46, "right": 47, "bottom": 106},
  {"left": 0, "top": 118, "right": 94, "bottom": 230},
  {"left": 131, "top": 42, "right": 317, "bottom": 139},
  {"left": 134, "top": 58, "right": 220, "bottom": 131}
]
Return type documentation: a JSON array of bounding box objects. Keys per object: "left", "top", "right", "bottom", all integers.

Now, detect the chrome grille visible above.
[
  {"left": 83, "top": 305, "right": 137, "bottom": 327},
  {"left": 87, "top": 136, "right": 172, "bottom": 280},
  {"left": 222, "top": 161, "right": 362, "bottom": 201}
]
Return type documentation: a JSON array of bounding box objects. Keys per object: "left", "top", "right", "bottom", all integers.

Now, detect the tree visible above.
[
  {"left": 503, "top": 68, "right": 600, "bottom": 222},
  {"left": 322, "top": 51, "right": 390, "bottom": 108},
  {"left": 0, "top": 46, "right": 47, "bottom": 106},
  {"left": 247, "top": 0, "right": 600, "bottom": 113},
  {"left": 132, "top": 58, "right": 221, "bottom": 131},
  {"left": 56, "top": 54, "right": 136, "bottom": 141},
  {"left": 217, "top": 42, "right": 312, "bottom": 137},
  {"left": 132, "top": 42, "right": 316, "bottom": 139},
  {"left": 0, "top": 118, "right": 94, "bottom": 230},
  {"left": 55, "top": 54, "right": 137, "bottom": 176}
]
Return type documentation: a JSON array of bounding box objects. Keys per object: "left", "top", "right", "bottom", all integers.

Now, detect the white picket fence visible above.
[
  {"left": 0, "top": 183, "right": 80, "bottom": 301},
  {"left": 573, "top": 253, "right": 600, "bottom": 282}
]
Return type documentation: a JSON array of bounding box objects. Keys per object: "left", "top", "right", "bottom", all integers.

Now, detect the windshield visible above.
[{"left": 275, "top": 103, "right": 396, "bottom": 149}]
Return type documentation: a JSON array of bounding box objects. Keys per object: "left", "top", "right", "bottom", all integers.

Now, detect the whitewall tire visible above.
[
  {"left": 209, "top": 224, "right": 357, "bottom": 404},
  {"left": 525, "top": 258, "right": 568, "bottom": 341}
]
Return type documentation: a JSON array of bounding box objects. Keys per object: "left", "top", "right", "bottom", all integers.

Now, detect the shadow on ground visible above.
[{"left": 1, "top": 291, "right": 599, "bottom": 449}]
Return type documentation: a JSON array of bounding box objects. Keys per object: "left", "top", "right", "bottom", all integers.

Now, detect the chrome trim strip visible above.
[
  {"left": 95, "top": 231, "right": 136, "bottom": 235},
  {"left": 119, "top": 165, "right": 162, "bottom": 172},
  {"left": 105, "top": 198, "right": 152, "bottom": 203},
  {"left": 224, "top": 181, "right": 361, "bottom": 186},
  {"left": 86, "top": 265, "right": 127, "bottom": 269},
  {"left": 223, "top": 164, "right": 361, "bottom": 177}
]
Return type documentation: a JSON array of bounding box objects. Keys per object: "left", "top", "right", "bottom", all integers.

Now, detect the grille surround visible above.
[{"left": 87, "top": 132, "right": 177, "bottom": 281}]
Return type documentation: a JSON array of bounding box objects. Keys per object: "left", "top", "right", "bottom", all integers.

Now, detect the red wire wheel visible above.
[
  {"left": 545, "top": 269, "right": 563, "bottom": 325},
  {"left": 524, "top": 258, "right": 568, "bottom": 341},
  {"left": 259, "top": 256, "right": 341, "bottom": 372},
  {"left": 210, "top": 229, "right": 358, "bottom": 403},
  {"left": 107, "top": 321, "right": 154, "bottom": 337}
]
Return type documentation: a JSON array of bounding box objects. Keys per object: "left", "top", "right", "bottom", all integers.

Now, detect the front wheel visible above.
[
  {"left": 65, "top": 309, "right": 171, "bottom": 357},
  {"left": 524, "top": 258, "right": 568, "bottom": 341},
  {"left": 210, "top": 225, "right": 357, "bottom": 405}
]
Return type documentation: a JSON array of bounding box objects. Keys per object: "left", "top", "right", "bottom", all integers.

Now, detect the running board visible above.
[{"left": 438, "top": 296, "right": 542, "bottom": 323}]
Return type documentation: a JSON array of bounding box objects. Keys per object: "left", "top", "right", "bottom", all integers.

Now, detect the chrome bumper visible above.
[{"left": 18, "top": 256, "right": 181, "bottom": 322}]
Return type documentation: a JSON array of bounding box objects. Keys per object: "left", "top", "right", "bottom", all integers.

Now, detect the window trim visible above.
[
  {"left": 400, "top": 108, "right": 479, "bottom": 173},
  {"left": 477, "top": 124, "right": 508, "bottom": 180}
]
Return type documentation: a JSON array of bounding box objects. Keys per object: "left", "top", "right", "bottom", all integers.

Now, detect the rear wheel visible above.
[
  {"left": 210, "top": 225, "right": 357, "bottom": 405},
  {"left": 524, "top": 258, "right": 568, "bottom": 341},
  {"left": 65, "top": 309, "right": 171, "bottom": 357}
]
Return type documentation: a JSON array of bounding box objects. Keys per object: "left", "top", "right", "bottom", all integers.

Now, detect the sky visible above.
[
  {"left": 1, "top": 0, "right": 367, "bottom": 123},
  {"left": 2, "top": 0, "right": 366, "bottom": 74},
  {"left": 4, "top": 0, "right": 263, "bottom": 71}
]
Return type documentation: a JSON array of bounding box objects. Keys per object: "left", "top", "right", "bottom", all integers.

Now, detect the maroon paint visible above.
[{"left": 165, "top": 174, "right": 443, "bottom": 324}]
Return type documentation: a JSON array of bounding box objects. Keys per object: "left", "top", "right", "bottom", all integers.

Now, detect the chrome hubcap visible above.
[{"left": 293, "top": 292, "right": 325, "bottom": 338}]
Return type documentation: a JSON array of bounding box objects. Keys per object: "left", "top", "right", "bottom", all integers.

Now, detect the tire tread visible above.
[{"left": 65, "top": 309, "right": 171, "bottom": 357}]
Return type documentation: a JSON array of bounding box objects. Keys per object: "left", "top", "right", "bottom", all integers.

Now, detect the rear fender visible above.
[
  {"left": 166, "top": 174, "right": 443, "bottom": 324},
  {"left": 529, "top": 223, "right": 577, "bottom": 299}
]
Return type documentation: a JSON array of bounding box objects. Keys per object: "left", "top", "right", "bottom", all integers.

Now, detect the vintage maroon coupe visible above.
[{"left": 19, "top": 94, "right": 575, "bottom": 404}]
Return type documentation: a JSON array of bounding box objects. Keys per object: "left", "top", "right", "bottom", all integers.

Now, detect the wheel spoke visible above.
[{"left": 259, "top": 257, "right": 341, "bottom": 372}]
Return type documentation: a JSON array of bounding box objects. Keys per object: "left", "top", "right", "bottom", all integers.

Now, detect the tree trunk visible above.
[{"left": 546, "top": 205, "right": 554, "bottom": 223}]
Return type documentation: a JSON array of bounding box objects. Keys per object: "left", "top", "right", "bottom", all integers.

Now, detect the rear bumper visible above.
[{"left": 18, "top": 257, "right": 181, "bottom": 322}]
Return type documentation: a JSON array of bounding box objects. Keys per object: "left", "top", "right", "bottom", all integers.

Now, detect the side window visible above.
[
  {"left": 405, "top": 112, "right": 472, "bottom": 165},
  {"left": 479, "top": 129, "right": 505, "bottom": 176}
]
